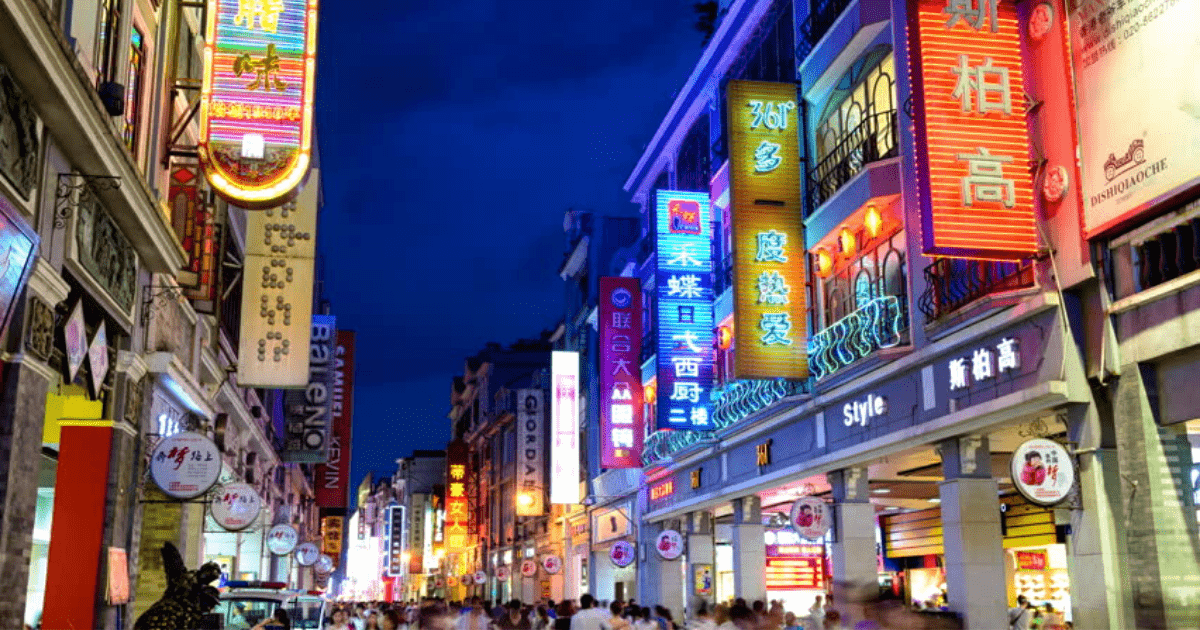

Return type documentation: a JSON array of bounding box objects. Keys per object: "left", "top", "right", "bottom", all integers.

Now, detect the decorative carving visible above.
[
  {"left": 73, "top": 182, "right": 137, "bottom": 311},
  {"left": 0, "top": 64, "right": 41, "bottom": 197},
  {"left": 24, "top": 296, "right": 54, "bottom": 361}
]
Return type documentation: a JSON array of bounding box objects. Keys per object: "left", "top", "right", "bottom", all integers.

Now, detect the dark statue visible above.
[{"left": 133, "top": 542, "right": 222, "bottom": 630}]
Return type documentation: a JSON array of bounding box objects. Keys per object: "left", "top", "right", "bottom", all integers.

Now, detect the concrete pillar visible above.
[
  {"left": 938, "top": 435, "right": 1006, "bottom": 630},
  {"left": 828, "top": 467, "right": 876, "bottom": 622},
  {"left": 686, "top": 511, "right": 715, "bottom": 614},
  {"left": 1111, "top": 364, "right": 1200, "bottom": 629},
  {"left": 639, "top": 519, "right": 685, "bottom": 620},
  {"left": 731, "top": 496, "right": 765, "bottom": 603}
]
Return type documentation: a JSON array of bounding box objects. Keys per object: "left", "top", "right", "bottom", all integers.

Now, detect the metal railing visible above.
[
  {"left": 797, "top": 0, "right": 856, "bottom": 60},
  {"left": 807, "top": 110, "right": 898, "bottom": 215},
  {"left": 808, "top": 295, "right": 907, "bottom": 379},
  {"left": 918, "top": 258, "right": 1034, "bottom": 321}
]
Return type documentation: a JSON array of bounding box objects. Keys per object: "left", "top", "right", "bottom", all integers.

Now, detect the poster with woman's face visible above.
[{"left": 1011, "top": 438, "right": 1075, "bottom": 506}]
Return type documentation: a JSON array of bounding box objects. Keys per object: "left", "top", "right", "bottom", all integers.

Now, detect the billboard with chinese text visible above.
[
  {"left": 200, "top": 0, "right": 317, "bottom": 208},
  {"left": 909, "top": 0, "right": 1039, "bottom": 259},
  {"left": 655, "top": 191, "right": 714, "bottom": 430},
  {"left": 599, "top": 277, "right": 644, "bottom": 467},
  {"left": 726, "top": 80, "right": 808, "bottom": 379},
  {"left": 315, "top": 330, "right": 354, "bottom": 508},
  {"left": 550, "top": 351, "right": 581, "bottom": 504},
  {"left": 444, "top": 440, "right": 471, "bottom": 552}
]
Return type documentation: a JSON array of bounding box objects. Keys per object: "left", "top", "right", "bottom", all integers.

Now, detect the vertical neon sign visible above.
[
  {"left": 550, "top": 351, "right": 580, "bottom": 504},
  {"left": 599, "top": 277, "right": 644, "bottom": 467}
]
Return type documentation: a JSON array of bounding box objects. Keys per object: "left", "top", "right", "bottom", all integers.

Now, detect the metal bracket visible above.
[
  {"left": 54, "top": 173, "right": 121, "bottom": 229},
  {"left": 141, "top": 283, "right": 185, "bottom": 329}
]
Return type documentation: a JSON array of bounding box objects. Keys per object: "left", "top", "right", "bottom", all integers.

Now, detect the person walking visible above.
[
  {"left": 609, "top": 602, "right": 632, "bottom": 630},
  {"left": 632, "top": 608, "right": 658, "bottom": 630},
  {"left": 495, "top": 600, "right": 532, "bottom": 630},
  {"left": 554, "top": 601, "right": 576, "bottom": 630},
  {"left": 1008, "top": 596, "right": 1033, "bottom": 630},
  {"left": 571, "top": 595, "right": 610, "bottom": 630}
]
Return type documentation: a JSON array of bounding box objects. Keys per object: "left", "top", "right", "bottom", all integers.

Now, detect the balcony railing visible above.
[
  {"left": 918, "top": 258, "right": 1035, "bottom": 322},
  {"left": 808, "top": 295, "right": 907, "bottom": 380},
  {"left": 798, "top": 0, "right": 857, "bottom": 60},
  {"left": 806, "top": 110, "right": 898, "bottom": 215}
]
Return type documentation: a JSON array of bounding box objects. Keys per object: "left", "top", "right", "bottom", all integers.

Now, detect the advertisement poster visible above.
[
  {"left": 1011, "top": 438, "right": 1075, "bottom": 506},
  {"left": 106, "top": 547, "right": 130, "bottom": 605},
  {"left": 790, "top": 496, "right": 831, "bottom": 541},
  {"left": 63, "top": 299, "right": 88, "bottom": 384},
  {"left": 550, "top": 351, "right": 580, "bottom": 504},
  {"left": 694, "top": 564, "right": 713, "bottom": 596}
]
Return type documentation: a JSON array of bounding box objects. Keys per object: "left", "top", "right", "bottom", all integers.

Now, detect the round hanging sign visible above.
[
  {"left": 447, "top": 576, "right": 459, "bottom": 587},
  {"left": 541, "top": 555, "right": 562, "bottom": 574},
  {"left": 1011, "top": 438, "right": 1075, "bottom": 506},
  {"left": 315, "top": 554, "right": 334, "bottom": 575},
  {"left": 267, "top": 524, "right": 299, "bottom": 555},
  {"left": 520, "top": 559, "right": 538, "bottom": 577},
  {"left": 210, "top": 483, "right": 263, "bottom": 531},
  {"left": 474, "top": 570, "right": 487, "bottom": 585},
  {"left": 295, "top": 542, "right": 320, "bottom": 566},
  {"left": 655, "top": 530, "right": 685, "bottom": 560},
  {"left": 1042, "top": 164, "right": 1070, "bottom": 203},
  {"left": 495, "top": 565, "right": 511, "bottom": 581},
  {"left": 790, "top": 496, "right": 832, "bottom": 541},
  {"left": 610, "top": 541, "right": 635, "bottom": 568},
  {"left": 435, "top": 576, "right": 446, "bottom": 588},
  {"left": 150, "top": 432, "right": 222, "bottom": 499}
]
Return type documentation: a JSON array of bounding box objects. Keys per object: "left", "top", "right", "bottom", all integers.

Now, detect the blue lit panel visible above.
[{"left": 655, "top": 190, "right": 714, "bottom": 431}]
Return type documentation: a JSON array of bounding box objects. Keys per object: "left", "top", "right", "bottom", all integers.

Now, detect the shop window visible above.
[
  {"left": 123, "top": 25, "right": 144, "bottom": 156},
  {"left": 95, "top": 0, "right": 122, "bottom": 84},
  {"left": 1106, "top": 196, "right": 1200, "bottom": 300}
]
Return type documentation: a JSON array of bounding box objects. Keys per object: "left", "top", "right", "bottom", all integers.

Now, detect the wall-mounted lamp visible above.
[{"left": 814, "top": 248, "right": 834, "bottom": 278}]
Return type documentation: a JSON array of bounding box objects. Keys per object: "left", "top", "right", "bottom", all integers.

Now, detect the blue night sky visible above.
[{"left": 313, "top": 1, "right": 706, "bottom": 495}]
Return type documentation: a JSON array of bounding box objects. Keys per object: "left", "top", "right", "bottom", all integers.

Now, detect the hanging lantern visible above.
[
  {"left": 839, "top": 228, "right": 857, "bottom": 258},
  {"left": 864, "top": 204, "right": 882, "bottom": 239},
  {"left": 717, "top": 325, "right": 733, "bottom": 350},
  {"left": 644, "top": 382, "right": 657, "bottom": 405},
  {"left": 814, "top": 248, "right": 834, "bottom": 278}
]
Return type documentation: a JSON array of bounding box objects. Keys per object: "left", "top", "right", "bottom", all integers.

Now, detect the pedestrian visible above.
[
  {"left": 633, "top": 608, "right": 658, "bottom": 630},
  {"left": 806, "top": 597, "right": 823, "bottom": 630},
  {"left": 1008, "top": 595, "right": 1032, "bottom": 630},
  {"left": 554, "top": 600, "right": 576, "bottom": 630},
  {"left": 571, "top": 595, "right": 610, "bottom": 630},
  {"left": 382, "top": 610, "right": 405, "bottom": 630},
  {"left": 1042, "top": 603, "right": 1064, "bottom": 630},
  {"left": 782, "top": 612, "right": 800, "bottom": 630},
  {"left": 462, "top": 597, "right": 491, "bottom": 630},
  {"left": 610, "top": 602, "right": 632, "bottom": 630},
  {"left": 688, "top": 603, "right": 716, "bottom": 630},
  {"left": 329, "top": 609, "right": 354, "bottom": 630},
  {"left": 495, "top": 600, "right": 532, "bottom": 630},
  {"left": 365, "top": 612, "right": 383, "bottom": 630},
  {"left": 820, "top": 610, "right": 844, "bottom": 630},
  {"left": 533, "top": 606, "right": 553, "bottom": 630}
]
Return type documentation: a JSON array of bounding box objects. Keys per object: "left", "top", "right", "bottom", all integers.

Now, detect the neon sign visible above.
[
  {"left": 649, "top": 479, "right": 675, "bottom": 501},
  {"left": 600, "top": 277, "right": 644, "bottom": 468},
  {"left": 807, "top": 295, "right": 903, "bottom": 379},
  {"left": 200, "top": 0, "right": 317, "bottom": 208}
]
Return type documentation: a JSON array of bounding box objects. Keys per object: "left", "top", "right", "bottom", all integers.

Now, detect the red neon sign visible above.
[
  {"left": 909, "top": 0, "right": 1038, "bottom": 260},
  {"left": 649, "top": 480, "right": 675, "bottom": 501}
]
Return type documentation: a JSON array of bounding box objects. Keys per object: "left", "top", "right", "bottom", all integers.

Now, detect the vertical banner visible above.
[
  {"left": 444, "top": 440, "right": 471, "bottom": 551},
  {"left": 237, "top": 172, "right": 318, "bottom": 388},
  {"left": 169, "top": 165, "right": 219, "bottom": 312},
  {"left": 386, "top": 505, "right": 407, "bottom": 577},
  {"left": 909, "top": 0, "right": 1038, "bottom": 259},
  {"left": 599, "top": 277, "right": 644, "bottom": 467},
  {"left": 282, "top": 315, "right": 335, "bottom": 462},
  {"left": 316, "top": 330, "right": 355, "bottom": 508},
  {"left": 321, "top": 515, "right": 344, "bottom": 569},
  {"left": 516, "top": 389, "right": 545, "bottom": 515},
  {"left": 726, "top": 81, "right": 807, "bottom": 380},
  {"left": 550, "top": 351, "right": 580, "bottom": 504},
  {"left": 655, "top": 191, "right": 714, "bottom": 430}
]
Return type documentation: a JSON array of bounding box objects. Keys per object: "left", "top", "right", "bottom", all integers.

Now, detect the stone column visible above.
[
  {"left": 828, "top": 467, "right": 876, "bottom": 622},
  {"left": 731, "top": 496, "right": 765, "bottom": 603},
  {"left": 686, "top": 511, "right": 715, "bottom": 614},
  {"left": 639, "top": 519, "right": 685, "bottom": 620},
  {"left": 938, "top": 435, "right": 1006, "bottom": 629}
]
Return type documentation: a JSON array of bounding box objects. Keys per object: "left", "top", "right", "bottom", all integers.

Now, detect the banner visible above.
[
  {"left": 316, "top": 330, "right": 355, "bottom": 507},
  {"left": 282, "top": 315, "right": 335, "bottom": 462},
  {"left": 550, "top": 351, "right": 580, "bottom": 504},
  {"left": 321, "top": 516, "right": 344, "bottom": 568},
  {"left": 516, "top": 389, "right": 545, "bottom": 515},
  {"left": 599, "top": 277, "right": 644, "bottom": 467},
  {"left": 386, "top": 505, "right": 407, "bottom": 577},
  {"left": 444, "top": 440, "right": 471, "bottom": 551}
]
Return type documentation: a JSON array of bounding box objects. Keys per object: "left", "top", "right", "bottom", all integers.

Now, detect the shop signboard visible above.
[
  {"left": 168, "top": 165, "right": 219, "bottom": 310},
  {"left": 655, "top": 529, "right": 684, "bottom": 560},
  {"left": 295, "top": 542, "right": 320, "bottom": 566},
  {"left": 520, "top": 559, "right": 537, "bottom": 577},
  {"left": 445, "top": 440, "right": 471, "bottom": 551},
  {"left": 150, "top": 432, "right": 222, "bottom": 499},
  {"left": 765, "top": 557, "right": 824, "bottom": 590},
  {"left": 1069, "top": 0, "right": 1199, "bottom": 235},
  {"left": 725, "top": 80, "right": 807, "bottom": 380},
  {"left": 386, "top": 504, "right": 407, "bottom": 576},
  {"left": 495, "top": 566, "right": 511, "bottom": 581},
  {"left": 0, "top": 194, "right": 39, "bottom": 342},
  {"left": 516, "top": 389, "right": 545, "bottom": 515},
  {"left": 541, "top": 555, "right": 562, "bottom": 574},
  {"left": 474, "top": 571, "right": 487, "bottom": 585},
  {"left": 609, "top": 541, "right": 635, "bottom": 568},
  {"left": 63, "top": 299, "right": 88, "bottom": 384},
  {"left": 592, "top": 505, "right": 632, "bottom": 544},
  {"left": 789, "top": 497, "right": 831, "bottom": 541},
  {"left": 267, "top": 524, "right": 299, "bottom": 555},
  {"left": 282, "top": 315, "right": 336, "bottom": 462},
  {"left": 316, "top": 330, "right": 355, "bottom": 508},
  {"left": 211, "top": 483, "right": 263, "bottom": 531},
  {"left": 1015, "top": 549, "right": 1048, "bottom": 571},
  {"left": 86, "top": 321, "right": 110, "bottom": 399},
  {"left": 321, "top": 515, "right": 344, "bottom": 560},
  {"left": 199, "top": 0, "right": 318, "bottom": 208},
  {"left": 550, "top": 351, "right": 580, "bottom": 504},
  {"left": 1011, "top": 438, "right": 1075, "bottom": 506},
  {"left": 908, "top": 0, "right": 1039, "bottom": 259},
  {"left": 655, "top": 190, "right": 714, "bottom": 430},
  {"left": 237, "top": 177, "right": 317, "bottom": 388},
  {"left": 599, "top": 277, "right": 644, "bottom": 467},
  {"left": 106, "top": 547, "right": 130, "bottom": 605},
  {"left": 315, "top": 554, "right": 334, "bottom": 575}
]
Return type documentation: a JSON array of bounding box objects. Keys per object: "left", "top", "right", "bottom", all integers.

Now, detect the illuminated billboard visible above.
[
  {"left": 315, "top": 330, "right": 355, "bottom": 508},
  {"left": 599, "top": 277, "right": 644, "bottom": 467},
  {"left": 444, "top": 440, "right": 471, "bottom": 552},
  {"left": 909, "top": 0, "right": 1038, "bottom": 260},
  {"left": 550, "top": 351, "right": 580, "bottom": 504},
  {"left": 199, "top": 0, "right": 317, "bottom": 208},
  {"left": 655, "top": 190, "right": 713, "bottom": 430},
  {"left": 516, "top": 389, "right": 545, "bottom": 515},
  {"left": 726, "top": 80, "right": 807, "bottom": 380}
]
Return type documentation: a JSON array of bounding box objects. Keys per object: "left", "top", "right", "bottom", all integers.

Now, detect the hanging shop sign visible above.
[
  {"left": 63, "top": 299, "right": 88, "bottom": 384},
  {"left": 474, "top": 570, "right": 487, "bottom": 585},
  {"left": 321, "top": 515, "right": 344, "bottom": 560},
  {"left": 150, "top": 432, "right": 222, "bottom": 500},
  {"left": 610, "top": 541, "right": 635, "bottom": 568},
  {"left": 386, "top": 504, "right": 407, "bottom": 576},
  {"left": 315, "top": 554, "right": 334, "bottom": 575},
  {"left": 86, "top": 320, "right": 110, "bottom": 399},
  {"left": 495, "top": 566, "right": 511, "bottom": 581},
  {"left": 655, "top": 190, "right": 714, "bottom": 430},
  {"left": 655, "top": 529, "right": 685, "bottom": 560},
  {"left": 516, "top": 389, "right": 545, "bottom": 515},
  {"left": 199, "top": 0, "right": 318, "bottom": 207},
  {"left": 316, "top": 330, "right": 355, "bottom": 508},
  {"left": 789, "top": 496, "right": 831, "bottom": 541},
  {"left": 1011, "top": 438, "right": 1075, "bottom": 506},
  {"left": 210, "top": 483, "right": 263, "bottom": 531},
  {"left": 520, "top": 559, "right": 538, "bottom": 578},
  {"left": 169, "top": 165, "right": 219, "bottom": 311},
  {"left": 295, "top": 542, "right": 320, "bottom": 566},
  {"left": 541, "top": 555, "right": 562, "bottom": 575},
  {"left": 599, "top": 277, "right": 645, "bottom": 467},
  {"left": 267, "top": 524, "right": 299, "bottom": 555},
  {"left": 447, "top": 576, "right": 459, "bottom": 588},
  {"left": 0, "top": 194, "right": 39, "bottom": 341},
  {"left": 908, "top": 0, "right": 1038, "bottom": 259},
  {"left": 726, "top": 80, "right": 807, "bottom": 380},
  {"left": 1069, "top": 0, "right": 1198, "bottom": 235},
  {"left": 550, "top": 351, "right": 580, "bottom": 504},
  {"left": 237, "top": 178, "right": 318, "bottom": 388},
  {"left": 282, "top": 314, "right": 336, "bottom": 462},
  {"left": 445, "top": 440, "right": 471, "bottom": 551}
]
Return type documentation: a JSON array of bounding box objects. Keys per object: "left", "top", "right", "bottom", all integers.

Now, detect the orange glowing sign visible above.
[
  {"left": 726, "top": 80, "right": 807, "bottom": 380},
  {"left": 445, "top": 440, "right": 471, "bottom": 552},
  {"left": 909, "top": 0, "right": 1038, "bottom": 260},
  {"left": 649, "top": 479, "right": 675, "bottom": 501}
]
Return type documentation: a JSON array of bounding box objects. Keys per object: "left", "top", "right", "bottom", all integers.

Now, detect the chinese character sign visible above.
[
  {"left": 444, "top": 440, "right": 471, "bottom": 551},
  {"left": 550, "top": 351, "right": 581, "bottom": 503},
  {"left": 516, "top": 389, "right": 545, "bottom": 515},
  {"left": 656, "top": 191, "right": 714, "bottom": 430},
  {"left": 909, "top": 0, "right": 1038, "bottom": 260},
  {"left": 600, "top": 277, "right": 644, "bottom": 467},
  {"left": 210, "top": 482, "right": 263, "bottom": 531},
  {"left": 200, "top": 0, "right": 317, "bottom": 207}
]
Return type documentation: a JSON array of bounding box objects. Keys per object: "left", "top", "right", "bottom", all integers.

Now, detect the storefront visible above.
[
  {"left": 564, "top": 513, "right": 589, "bottom": 602},
  {"left": 589, "top": 501, "right": 637, "bottom": 603}
]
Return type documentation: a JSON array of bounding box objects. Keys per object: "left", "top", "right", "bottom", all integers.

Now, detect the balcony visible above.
[
  {"left": 807, "top": 111, "right": 898, "bottom": 216},
  {"left": 918, "top": 258, "right": 1035, "bottom": 322},
  {"left": 798, "top": 0, "right": 856, "bottom": 60},
  {"left": 808, "top": 295, "right": 907, "bottom": 380}
]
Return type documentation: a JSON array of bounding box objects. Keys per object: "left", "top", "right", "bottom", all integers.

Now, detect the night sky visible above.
[{"left": 313, "top": 1, "right": 706, "bottom": 496}]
